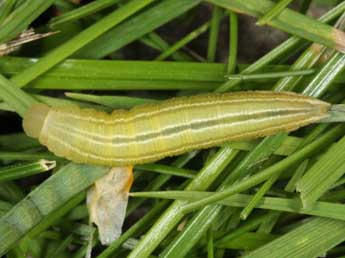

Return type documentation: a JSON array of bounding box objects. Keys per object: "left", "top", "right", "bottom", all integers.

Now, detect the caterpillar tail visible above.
[
  {"left": 320, "top": 104, "right": 345, "bottom": 123},
  {"left": 22, "top": 104, "right": 50, "bottom": 138}
]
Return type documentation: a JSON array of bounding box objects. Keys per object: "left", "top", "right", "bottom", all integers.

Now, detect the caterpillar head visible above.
[{"left": 23, "top": 104, "right": 50, "bottom": 138}]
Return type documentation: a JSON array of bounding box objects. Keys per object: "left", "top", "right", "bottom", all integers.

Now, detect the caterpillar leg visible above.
[{"left": 87, "top": 166, "right": 133, "bottom": 245}]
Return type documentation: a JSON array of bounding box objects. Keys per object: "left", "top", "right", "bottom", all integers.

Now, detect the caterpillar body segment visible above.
[{"left": 22, "top": 91, "right": 331, "bottom": 166}]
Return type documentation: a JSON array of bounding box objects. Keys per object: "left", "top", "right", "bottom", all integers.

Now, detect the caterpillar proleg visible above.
[{"left": 23, "top": 91, "right": 333, "bottom": 166}]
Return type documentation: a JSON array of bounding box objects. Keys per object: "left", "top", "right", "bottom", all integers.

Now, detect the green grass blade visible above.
[
  {"left": 208, "top": 0, "right": 345, "bottom": 52},
  {"left": 96, "top": 200, "right": 170, "bottom": 258},
  {"left": 0, "top": 0, "right": 16, "bottom": 25},
  {"left": 297, "top": 136, "right": 345, "bottom": 208},
  {"left": 0, "top": 152, "right": 59, "bottom": 161},
  {"left": 131, "top": 190, "right": 345, "bottom": 221},
  {"left": 0, "top": 73, "right": 37, "bottom": 116},
  {"left": 207, "top": 6, "right": 222, "bottom": 62},
  {"left": 215, "top": 0, "right": 345, "bottom": 92},
  {"left": 0, "top": 163, "right": 109, "bottom": 256},
  {"left": 181, "top": 126, "right": 344, "bottom": 212},
  {"left": 0, "top": 0, "right": 55, "bottom": 43},
  {"left": 135, "top": 164, "right": 196, "bottom": 179},
  {"left": 0, "top": 159, "right": 56, "bottom": 182},
  {"left": 11, "top": 0, "right": 156, "bottom": 88},
  {"left": 242, "top": 218, "right": 345, "bottom": 258},
  {"left": 75, "top": 0, "right": 202, "bottom": 59},
  {"left": 127, "top": 147, "right": 238, "bottom": 258},
  {"left": 218, "top": 232, "right": 277, "bottom": 250},
  {"left": 256, "top": 0, "right": 294, "bottom": 26},
  {"left": 49, "top": 0, "right": 121, "bottom": 28},
  {"left": 155, "top": 21, "right": 210, "bottom": 61},
  {"left": 227, "top": 12, "right": 238, "bottom": 74},
  {"left": 65, "top": 92, "right": 159, "bottom": 109}
]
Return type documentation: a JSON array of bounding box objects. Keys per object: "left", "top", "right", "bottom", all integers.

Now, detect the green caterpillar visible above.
[{"left": 23, "top": 91, "right": 336, "bottom": 166}]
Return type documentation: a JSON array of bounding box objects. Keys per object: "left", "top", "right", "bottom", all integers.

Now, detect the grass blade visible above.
[
  {"left": 0, "top": 159, "right": 56, "bottom": 182},
  {"left": 0, "top": 163, "right": 109, "bottom": 256},
  {"left": 208, "top": 0, "right": 345, "bottom": 52},
  {"left": 242, "top": 218, "right": 345, "bottom": 258}
]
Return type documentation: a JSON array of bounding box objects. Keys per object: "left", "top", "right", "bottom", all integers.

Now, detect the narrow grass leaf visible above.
[
  {"left": 131, "top": 190, "right": 345, "bottom": 221},
  {"left": 297, "top": 135, "right": 345, "bottom": 208},
  {"left": 155, "top": 21, "right": 210, "bottom": 61},
  {"left": 49, "top": 0, "right": 121, "bottom": 28},
  {"left": 256, "top": 0, "right": 294, "bottom": 26},
  {"left": 0, "top": 159, "right": 56, "bottom": 182},
  {"left": 207, "top": 0, "right": 345, "bottom": 52},
  {"left": 181, "top": 126, "right": 344, "bottom": 213},
  {"left": 75, "top": 0, "right": 202, "bottom": 59},
  {"left": 207, "top": 6, "right": 222, "bottom": 62},
  {"left": 65, "top": 92, "right": 159, "bottom": 109},
  {"left": 0, "top": 163, "right": 109, "bottom": 256},
  {"left": 0, "top": 0, "right": 55, "bottom": 43},
  {"left": 242, "top": 217, "right": 345, "bottom": 258},
  {"left": 218, "top": 232, "right": 277, "bottom": 250},
  {"left": 11, "top": 0, "right": 156, "bottom": 88}
]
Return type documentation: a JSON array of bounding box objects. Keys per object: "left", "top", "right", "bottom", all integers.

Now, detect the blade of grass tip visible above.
[
  {"left": 49, "top": 0, "right": 121, "bottom": 28},
  {"left": 240, "top": 172, "right": 281, "bottom": 220},
  {"left": 208, "top": 0, "right": 345, "bottom": 53},
  {"left": 207, "top": 6, "right": 223, "bottom": 62},
  {"left": 256, "top": 0, "right": 294, "bottom": 26},
  {"left": 227, "top": 11, "right": 238, "bottom": 74},
  {"left": 0, "top": 163, "right": 109, "bottom": 256},
  {"left": 10, "top": 0, "right": 155, "bottom": 88},
  {"left": 65, "top": 92, "right": 159, "bottom": 109},
  {"left": 155, "top": 21, "right": 210, "bottom": 61},
  {"left": 147, "top": 32, "right": 193, "bottom": 61},
  {"left": 0, "top": 0, "right": 55, "bottom": 44},
  {"left": 0, "top": 159, "right": 56, "bottom": 182},
  {"left": 181, "top": 125, "right": 344, "bottom": 213},
  {"left": 127, "top": 148, "right": 238, "bottom": 258},
  {"left": 284, "top": 159, "right": 309, "bottom": 192},
  {"left": 242, "top": 217, "right": 345, "bottom": 258},
  {"left": 75, "top": 0, "right": 202, "bottom": 59}
]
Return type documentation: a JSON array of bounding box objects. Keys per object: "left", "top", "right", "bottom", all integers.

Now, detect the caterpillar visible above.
[{"left": 23, "top": 91, "right": 334, "bottom": 166}]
